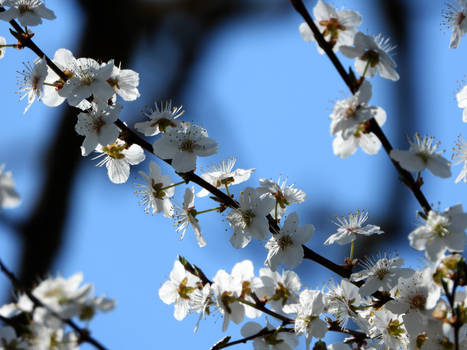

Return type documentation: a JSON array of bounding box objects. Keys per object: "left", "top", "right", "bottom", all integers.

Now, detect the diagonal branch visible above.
[
  {"left": 3, "top": 10, "right": 353, "bottom": 282},
  {"left": 289, "top": 0, "right": 432, "bottom": 216}
]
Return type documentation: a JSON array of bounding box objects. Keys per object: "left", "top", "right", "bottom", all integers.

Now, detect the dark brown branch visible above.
[
  {"left": 211, "top": 327, "right": 295, "bottom": 350},
  {"left": 237, "top": 297, "right": 292, "bottom": 325},
  {"left": 0, "top": 258, "right": 107, "bottom": 350},
  {"left": 289, "top": 0, "right": 432, "bottom": 216}
]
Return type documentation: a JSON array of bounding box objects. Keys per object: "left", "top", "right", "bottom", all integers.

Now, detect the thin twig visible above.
[{"left": 211, "top": 327, "right": 295, "bottom": 350}]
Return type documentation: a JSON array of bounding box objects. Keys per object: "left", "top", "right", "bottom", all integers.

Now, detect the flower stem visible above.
[
  {"left": 236, "top": 297, "right": 292, "bottom": 324},
  {"left": 196, "top": 207, "right": 222, "bottom": 215},
  {"left": 349, "top": 240, "right": 355, "bottom": 261},
  {"left": 224, "top": 183, "right": 230, "bottom": 197},
  {"left": 362, "top": 60, "right": 371, "bottom": 78},
  {"left": 42, "top": 82, "right": 58, "bottom": 87},
  {"left": 274, "top": 201, "right": 279, "bottom": 222},
  {"left": 161, "top": 180, "right": 185, "bottom": 191}
]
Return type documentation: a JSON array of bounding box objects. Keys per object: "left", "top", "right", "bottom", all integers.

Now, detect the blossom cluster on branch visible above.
[{"left": 0, "top": 0, "right": 467, "bottom": 349}]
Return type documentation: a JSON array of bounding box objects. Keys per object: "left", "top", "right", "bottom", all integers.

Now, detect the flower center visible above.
[
  {"left": 221, "top": 291, "right": 236, "bottom": 314},
  {"left": 278, "top": 235, "right": 293, "bottom": 250},
  {"left": 433, "top": 223, "right": 449, "bottom": 238},
  {"left": 273, "top": 191, "right": 289, "bottom": 209},
  {"left": 151, "top": 181, "right": 166, "bottom": 199},
  {"left": 361, "top": 50, "right": 380, "bottom": 67},
  {"left": 92, "top": 116, "right": 105, "bottom": 134},
  {"left": 80, "top": 304, "right": 95, "bottom": 321},
  {"left": 264, "top": 333, "right": 284, "bottom": 346},
  {"left": 416, "top": 151, "right": 430, "bottom": 163},
  {"left": 375, "top": 268, "right": 389, "bottom": 280},
  {"left": 410, "top": 294, "right": 426, "bottom": 310},
  {"left": 387, "top": 318, "right": 405, "bottom": 338},
  {"left": 18, "top": 4, "right": 32, "bottom": 14},
  {"left": 345, "top": 105, "right": 358, "bottom": 118},
  {"left": 217, "top": 176, "right": 235, "bottom": 187},
  {"left": 103, "top": 143, "right": 126, "bottom": 159},
  {"left": 180, "top": 139, "right": 195, "bottom": 152},
  {"left": 241, "top": 281, "right": 252, "bottom": 298},
  {"left": 319, "top": 17, "right": 346, "bottom": 44},
  {"left": 242, "top": 209, "right": 255, "bottom": 226},
  {"left": 177, "top": 277, "right": 195, "bottom": 300},
  {"left": 81, "top": 74, "right": 95, "bottom": 86},
  {"left": 107, "top": 77, "right": 120, "bottom": 90},
  {"left": 272, "top": 282, "right": 291, "bottom": 306},
  {"left": 152, "top": 118, "right": 177, "bottom": 133},
  {"left": 458, "top": 12, "right": 466, "bottom": 26},
  {"left": 31, "top": 75, "right": 40, "bottom": 91}
]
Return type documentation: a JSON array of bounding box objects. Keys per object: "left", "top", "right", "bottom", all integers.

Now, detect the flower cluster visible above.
[
  {"left": 160, "top": 255, "right": 467, "bottom": 350},
  {"left": 1, "top": 0, "right": 467, "bottom": 349},
  {"left": 0, "top": 273, "right": 114, "bottom": 349}
]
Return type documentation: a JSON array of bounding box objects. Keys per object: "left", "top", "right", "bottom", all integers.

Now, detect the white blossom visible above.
[
  {"left": 385, "top": 268, "right": 441, "bottom": 336},
  {"left": 350, "top": 254, "right": 414, "bottom": 296},
  {"left": 330, "top": 81, "right": 386, "bottom": 140},
  {"left": 27, "top": 325, "right": 79, "bottom": 350},
  {"left": 325, "top": 279, "right": 367, "bottom": 330},
  {"left": 190, "top": 283, "right": 212, "bottom": 332},
  {"left": 371, "top": 309, "right": 409, "bottom": 350},
  {"left": 340, "top": 32, "right": 399, "bottom": 81},
  {"left": 408, "top": 204, "right": 467, "bottom": 262},
  {"left": 227, "top": 187, "right": 274, "bottom": 249},
  {"left": 135, "top": 100, "right": 183, "bottom": 136},
  {"left": 94, "top": 139, "right": 145, "bottom": 184},
  {"left": 230, "top": 260, "right": 263, "bottom": 319},
  {"left": 158, "top": 260, "right": 200, "bottom": 321},
  {"left": 283, "top": 290, "right": 328, "bottom": 350},
  {"left": 17, "top": 57, "right": 48, "bottom": 113},
  {"left": 197, "top": 158, "right": 254, "bottom": 197},
  {"left": 390, "top": 134, "right": 451, "bottom": 178},
  {"left": 256, "top": 268, "right": 301, "bottom": 314},
  {"left": 58, "top": 54, "right": 115, "bottom": 110},
  {"left": 332, "top": 126, "right": 383, "bottom": 158},
  {"left": 107, "top": 63, "right": 140, "bottom": 101},
  {"left": 136, "top": 161, "right": 174, "bottom": 218},
  {"left": 0, "top": 0, "right": 56, "bottom": 27},
  {"left": 75, "top": 102, "right": 121, "bottom": 156},
  {"left": 442, "top": 0, "right": 467, "bottom": 48},
  {"left": 40, "top": 48, "right": 69, "bottom": 107},
  {"left": 325, "top": 210, "right": 383, "bottom": 246},
  {"left": 153, "top": 122, "right": 217, "bottom": 173},
  {"left": 456, "top": 84, "right": 467, "bottom": 122},
  {"left": 265, "top": 212, "right": 314, "bottom": 271},
  {"left": 453, "top": 135, "right": 467, "bottom": 183},
  {"left": 0, "top": 36, "right": 6, "bottom": 59},
  {"left": 211, "top": 267, "right": 245, "bottom": 331},
  {"left": 174, "top": 187, "right": 206, "bottom": 247},
  {"left": 0, "top": 164, "right": 20, "bottom": 209},
  {"left": 257, "top": 177, "right": 305, "bottom": 220},
  {"left": 25, "top": 273, "right": 92, "bottom": 319},
  {"left": 241, "top": 320, "right": 299, "bottom": 350},
  {"left": 78, "top": 295, "right": 115, "bottom": 322},
  {"left": 299, "top": 0, "right": 361, "bottom": 54}
]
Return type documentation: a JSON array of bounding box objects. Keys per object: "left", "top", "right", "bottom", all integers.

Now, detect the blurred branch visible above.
[{"left": 0, "top": 258, "right": 107, "bottom": 350}]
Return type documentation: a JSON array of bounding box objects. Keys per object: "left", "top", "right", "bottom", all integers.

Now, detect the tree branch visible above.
[{"left": 289, "top": 0, "right": 432, "bottom": 216}]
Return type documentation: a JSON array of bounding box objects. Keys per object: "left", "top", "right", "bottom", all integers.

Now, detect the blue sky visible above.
[{"left": 0, "top": 0, "right": 467, "bottom": 349}]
